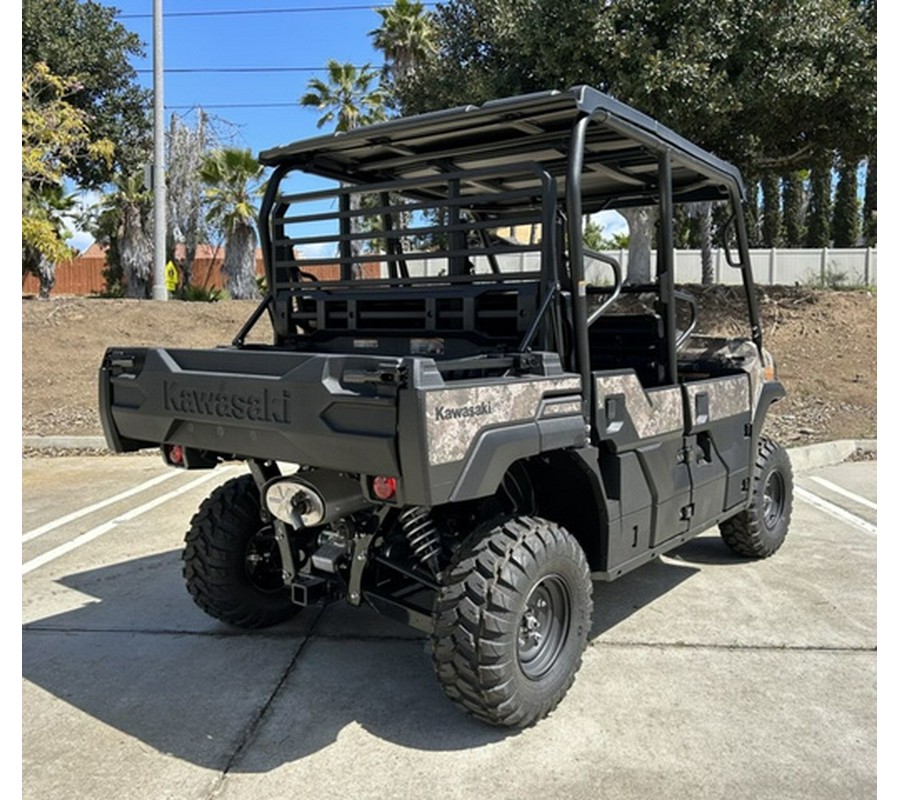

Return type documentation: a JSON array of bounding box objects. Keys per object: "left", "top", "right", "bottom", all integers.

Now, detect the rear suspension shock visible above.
[{"left": 398, "top": 506, "right": 441, "bottom": 573}]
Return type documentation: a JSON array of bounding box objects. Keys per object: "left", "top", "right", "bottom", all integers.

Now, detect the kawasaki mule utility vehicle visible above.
[{"left": 100, "top": 86, "right": 793, "bottom": 727}]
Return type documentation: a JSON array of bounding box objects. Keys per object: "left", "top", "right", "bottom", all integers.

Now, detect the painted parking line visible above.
[
  {"left": 23, "top": 470, "right": 183, "bottom": 544},
  {"left": 795, "top": 486, "right": 877, "bottom": 535},
  {"left": 22, "top": 467, "right": 240, "bottom": 576},
  {"left": 809, "top": 476, "right": 877, "bottom": 511}
]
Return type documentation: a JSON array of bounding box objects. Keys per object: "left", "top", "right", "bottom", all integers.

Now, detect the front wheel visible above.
[
  {"left": 431, "top": 516, "right": 592, "bottom": 728},
  {"left": 183, "top": 474, "right": 301, "bottom": 628},
  {"left": 719, "top": 437, "right": 793, "bottom": 558}
]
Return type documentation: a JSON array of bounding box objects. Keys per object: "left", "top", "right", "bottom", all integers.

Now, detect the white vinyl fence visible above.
[
  {"left": 384, "top": 247, "right": 876, "bottom": 287},
  {"left": 597, "top": 247, "right": 878, "bottom": 287}
]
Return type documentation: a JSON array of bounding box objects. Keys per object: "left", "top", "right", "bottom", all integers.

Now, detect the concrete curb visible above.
[
  {"left": 24, "top": 435, "right": 876, "bottom": 469},
  {"left": 787, "top": 439, "right": 876, "bottom": 472},
  {"left": 23, "top": 436, "right": 108, "bottom": 451}
]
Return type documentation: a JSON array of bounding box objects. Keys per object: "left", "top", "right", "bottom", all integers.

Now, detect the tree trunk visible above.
[
  {"left": 37, "top": 254, "right": 56, "bottom": 299},
  {"left": 23, "top": 245, "right": 57, "bottom": 300},
  {"left": 620, "top": 207, "right": 657, "bottom": 285},
  {"left": 223, "top": 222, "right": 260, "bottom": 300},
  {"left": 697, "top": 203, "right": 713, "bottom": 285},
  {"left": 120, "top": 204, "right": 152, "bottom": 299}
]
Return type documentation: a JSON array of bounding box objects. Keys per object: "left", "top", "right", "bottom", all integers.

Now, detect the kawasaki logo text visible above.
[
  {"left": 163, "top": 382, "right": 291, "bottom": 424},
  {"left": 434, "top": 401, "right": 493, "bottom": 421}
]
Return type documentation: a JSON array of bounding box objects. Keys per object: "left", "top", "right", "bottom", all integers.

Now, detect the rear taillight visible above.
[
  {"left": 371, "top": 476, "right": 397, "bottom": 501},
  {"left": 165, "top": 444, "right": 184, "bottom": 466}
]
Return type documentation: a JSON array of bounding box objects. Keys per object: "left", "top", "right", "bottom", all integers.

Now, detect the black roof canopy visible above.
[{"left": 260, "top": 86, "right": 746, "bottom": 212}]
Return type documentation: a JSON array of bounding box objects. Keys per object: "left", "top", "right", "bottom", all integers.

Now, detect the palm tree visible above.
[
  {"left": 301, "top": 64, "right": 389, "bottom": 277},
  {"left": 369, "top": 0, "right": 437, "bottom": 85},
  {"left": 92, "top": 173, "right": 152, "bottom": 298},
  {"left": 199, "top": 148, "right": 264, "bottom": 300},
  {"left": 300, "top": 61, "right": 387, "bottom": 133}
]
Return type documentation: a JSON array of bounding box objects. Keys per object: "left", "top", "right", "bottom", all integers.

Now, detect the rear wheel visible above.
[
  {"left": 183, "top": 474, "right": 300, "bottom": 628},
  {"left": 719, "top": 437, "right": 793, "bottom": 558},
  {"left": 431, "top": 516, "right": 592, "bottom": 728}
]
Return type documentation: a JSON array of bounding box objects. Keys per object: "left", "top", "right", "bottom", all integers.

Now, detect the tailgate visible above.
[{"left": 99, "top": 347, "right": 403, "bottom": 475}]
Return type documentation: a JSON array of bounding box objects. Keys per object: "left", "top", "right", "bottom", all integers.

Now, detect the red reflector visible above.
[
  {"left": 168, "top": 444, "right": 184, "bottom": 465},
  {"left": 372, "top": 476, "right": 397, "bottom": 500}
]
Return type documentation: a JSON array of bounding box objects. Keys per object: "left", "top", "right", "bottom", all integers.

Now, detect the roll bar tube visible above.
[{"left": 566, "top": 115, "right": 592, "bottom": 417}]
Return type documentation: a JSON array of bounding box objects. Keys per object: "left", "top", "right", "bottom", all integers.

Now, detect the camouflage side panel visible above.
[
  {"left": 683, "top": 374, "right": 751, "bottom": 430},
  {"left": 592, "top": 370, "right": 691, "bottom": 561},
  {"left": 423, "top": 377, "right": 582, "bottom": 466},
  {"left": 594, "top": 372, "right": 683, "bottom": 440}
]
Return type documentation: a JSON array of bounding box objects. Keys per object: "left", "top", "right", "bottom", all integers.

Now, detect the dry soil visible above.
[{"left": 21, "top": 287, "right": 876, "bottom": 448}]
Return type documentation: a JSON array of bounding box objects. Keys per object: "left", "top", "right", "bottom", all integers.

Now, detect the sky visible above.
[
  {"left": 114, "top": 0, "right": 392, "bottom": 155},
  {"left": 66, "top": 0, "right": 627, "bottom": 250},
  {"left": 64, "top": 1, "right": 400, "bottom": 248}
]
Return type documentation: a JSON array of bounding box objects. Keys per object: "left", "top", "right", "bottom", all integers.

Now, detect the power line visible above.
[
  {"left": 118, "top": 5, "right": 436, "bottom": 19},
  {"left": 165, "top": 102, "right": 301, "bottom": 109},
  {"left": 137, "top": 66, "right": 381, "bottom": 74}
]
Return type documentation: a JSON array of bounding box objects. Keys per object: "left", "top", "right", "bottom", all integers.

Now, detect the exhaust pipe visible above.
[{"left": 263, "top": 471, "right": 371, "bottom": 529}]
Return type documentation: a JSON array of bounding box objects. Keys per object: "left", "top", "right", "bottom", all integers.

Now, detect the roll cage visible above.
[{"left": 238, "top": 85, "right": 762, "bottom": 397}]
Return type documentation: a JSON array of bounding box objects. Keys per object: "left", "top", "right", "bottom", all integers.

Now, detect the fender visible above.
[{"left": 752, "top": 380, "right": 787, "bottom": 442}]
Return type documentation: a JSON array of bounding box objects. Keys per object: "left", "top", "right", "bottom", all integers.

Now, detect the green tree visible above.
[
  {"left": 370, "top": 0, "right": 437, "bottom": 86},
  {"left": 200, "top": 149, "right": 265, "bottom": 300},
  {"left": 831, "top": 157, "right": 861, "bottom": 247},
  {"left": 782, "top": 172, "right": 807, "bottom": 248},
  {"left": 22, "top": 62, "right": 112, "bottom": 296},
  {"left": 761, "top": 173, "right": 783, "bottom": 248},
  {"left": 396, "top": 0, "right": 876, "bottom": 274},
  {"left": 22, "top": 0, "right": 150, "bottom": 187},
  {"left": 583, "top": 218, "right": 628, "bottom": 251},
  {"left": 300, "top": 61, "right": 388, "bottom": 132},
  {"left": 23, "top": 185, "right": 76, "bottom": 299},
  {"left": 862, "top": 156, "right": 876, "bottom": 246},
  {"left": 805, "top": 156, "right": 833, "bottom": 248},
  {"left": 93, "top": 173, "right": 153, "bottom": 298},
  {"left": 743, "top": 179, "right": 763, "bottom": 248}
]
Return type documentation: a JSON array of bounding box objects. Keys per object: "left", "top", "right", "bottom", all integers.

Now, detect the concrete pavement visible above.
[{"left": 22, "top": 447, "right": 877, "bottom": 800}]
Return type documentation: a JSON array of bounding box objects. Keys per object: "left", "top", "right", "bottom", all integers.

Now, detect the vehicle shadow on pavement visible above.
[
  {"left": 588, "top": 555, "right": 699, "bottom": 637},
  {"left": 666, "top": 530, "right": 758, "bottom": 566},
  {"left": 23, "top": 545, "right": 704, "bottom": 770}
]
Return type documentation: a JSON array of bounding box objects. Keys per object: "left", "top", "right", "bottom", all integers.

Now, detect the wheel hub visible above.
[
  {"left": 762, "top": 471, "right": 786, "bottom": 530},
  {"left": 517, "top": 575, "right": 571, "bottom": 680}
]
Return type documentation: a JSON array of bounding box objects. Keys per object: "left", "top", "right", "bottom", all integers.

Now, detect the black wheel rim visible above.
[
  {"left": 244, "top": 525, "right": 285, "bottom": 593},
  {"left": 517, "top": 575, "right": 571, "bottom": 680},
  {"left": 762, "top": 470, "right": 786, "bottom": 530}
]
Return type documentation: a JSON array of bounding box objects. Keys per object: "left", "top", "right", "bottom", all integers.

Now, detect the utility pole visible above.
[{"left": 152, "top": 0, "right": 168, "bottom": 300}]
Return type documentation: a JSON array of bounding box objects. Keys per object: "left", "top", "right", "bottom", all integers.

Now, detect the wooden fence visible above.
[{"left": 22, "top": 249, "right": 266, "bottom": 296}]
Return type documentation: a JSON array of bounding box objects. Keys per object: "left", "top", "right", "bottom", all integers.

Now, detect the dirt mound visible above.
[{"left": 21, "top": 288, "right": 876, "bottom": 446}]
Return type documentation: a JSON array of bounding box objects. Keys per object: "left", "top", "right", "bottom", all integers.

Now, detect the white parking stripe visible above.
[
  {"left": 809, "top": 476, "right": 877, "bottom": 511},
  {"left": 795, "top": 486, "right": 877, "bottom": 535},
  {"left": 23, "top": 470, "right": 183, "bottom": 543},
  {"left": 22, "top": 467, "right": 240, "bottom": 576}
]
